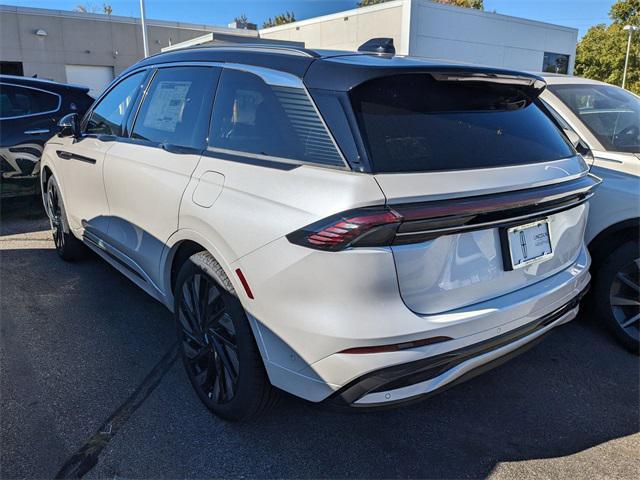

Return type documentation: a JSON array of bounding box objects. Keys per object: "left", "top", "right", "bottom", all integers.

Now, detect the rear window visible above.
[{"left": 350, "top": 74, "right": 574, "bottom": 173}]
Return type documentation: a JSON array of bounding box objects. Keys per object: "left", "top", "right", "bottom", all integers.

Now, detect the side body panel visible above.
[
  {"left": 586, "top": 152, "right": 640, "bottom": 244},
  {"left": 179, "top": 159, "right": 386, "bottom": 265},
  {"left": 103, "top": 142, "right": 202, "bottom": 287},
  {"left": 51, "top": 135, "right": 112, "bottom": 234}
]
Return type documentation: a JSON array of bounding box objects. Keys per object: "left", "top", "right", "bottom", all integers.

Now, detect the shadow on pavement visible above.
[{"left": 1, "top": 214, "right": 638, "bottom": 479}]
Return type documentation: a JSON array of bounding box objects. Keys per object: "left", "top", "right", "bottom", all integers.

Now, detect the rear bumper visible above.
[
  {"left": 244, "top": 243, "right": 590, "bottom": 403},
  {"left": 326, "top": 285, "right": 588, "bottom": 408}
]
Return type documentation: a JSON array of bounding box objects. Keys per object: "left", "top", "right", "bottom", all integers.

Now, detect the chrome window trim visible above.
[
  {"left": 189, "top": 45, "right": 315, "bottom": 58},
  {"left": 223, "top": 63, "right": 304, "bottom": 89},
  {"left": 206, "top": 146, "right": 349, "bottom": 171},
  {"left": 0, "top": 82, "right": 61, "bottom": 120}
]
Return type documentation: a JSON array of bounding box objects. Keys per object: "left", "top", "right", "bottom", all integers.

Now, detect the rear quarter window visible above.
[
  {"left": 208, "top": 68, "right": 345, "bottom": 167},
  {"left": 0, "top": 84, "right": 59, "bottom": 119},
  {"left": 350, "top": 74, "right": 575, "bottom": 173}
]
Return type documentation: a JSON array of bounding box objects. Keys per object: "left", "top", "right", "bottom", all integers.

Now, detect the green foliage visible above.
[
  {"left": 356, "top": 0, "right": 388, "bottom": 6},
  {"left": 433, "top": 0, "right": 484, "bottom": 9},
  {"left": 356, "top": 0, "right": 483, "bottom": 9},
  {"left": 610, "top": 0, "right": 640, "bottom": 23},
  {"left": 73, "top": 2, "right": 112, "bottom": 14},
  {"left": 263, "top": 11, "right": 296, "bottom": 29},
  {"left": 575, "top": 0, "right": 639, "bottom": 93},
  {"left": 234, "top": 13, "right": 249, "bottom": 25}
]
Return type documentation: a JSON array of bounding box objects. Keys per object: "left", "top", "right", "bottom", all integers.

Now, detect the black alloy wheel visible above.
[
  {"left": 46, "top": 177, "right": 65, "bottom": 251},
  {"left": 594, "top": 241, "right": 640, "bottom": 353},
  {"left": 45, "top": 176, "right": 85, "bottom": 261},
  {"left": 174, "top": 251, "right": 278, "bottom": 420},
  {"left": 177, "top": 272, "right": 240, "bottom": 404}
]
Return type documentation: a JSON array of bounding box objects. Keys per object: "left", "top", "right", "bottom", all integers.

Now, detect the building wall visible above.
[
  {"left": 408, "top": 0, "right": 578, "bottom": 73},
  {"left": 259, "top": 0, "right": 577, "bottom": 74},
  {"left": 0, "top": 5, "right": 257, "bottom": 92},
  {"left": 259, "top": 0, "right": 410, "bottom": 54}
]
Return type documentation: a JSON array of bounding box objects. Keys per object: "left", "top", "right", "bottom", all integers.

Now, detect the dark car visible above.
[{"left": 0, "top": 75, "right": 94, "bottom": 198}]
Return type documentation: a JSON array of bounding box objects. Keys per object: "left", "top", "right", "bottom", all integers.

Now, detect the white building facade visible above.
[{"left": 259, "top": 0, "right": 578, "bottom": 74}]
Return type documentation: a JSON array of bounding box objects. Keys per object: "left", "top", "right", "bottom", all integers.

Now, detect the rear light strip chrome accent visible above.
[{"left": 287, "top": 174, "right": 601, "bottom": 251}]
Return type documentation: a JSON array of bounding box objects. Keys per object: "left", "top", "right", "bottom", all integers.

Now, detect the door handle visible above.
[
  {"left": 24, "top": 129, "right": 50, "bottom": 135},
  {"left": 56, "top": 150, "right": 96, "bottom": 164}
]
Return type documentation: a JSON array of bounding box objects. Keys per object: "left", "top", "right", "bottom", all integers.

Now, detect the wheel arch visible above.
[
  {"left": 161, "top": 229, "right": 244, "bottom": 309},
  {"left": 588, "top": 218, "right": 640, "bottom": 272}
]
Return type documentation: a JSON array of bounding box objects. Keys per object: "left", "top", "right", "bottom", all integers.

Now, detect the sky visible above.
[{"left": 1, "top": 0, "right": 616, "bottom": 37}]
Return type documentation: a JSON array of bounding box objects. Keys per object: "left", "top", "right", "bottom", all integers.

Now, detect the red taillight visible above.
[
  {"left": 287, "top": 176, "right": 600, "bottom": 252},
  {"left": 286, "top": 207, "right": 402, "bottom": 251}
]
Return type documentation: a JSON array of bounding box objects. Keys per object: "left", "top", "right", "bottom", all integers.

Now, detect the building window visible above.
[
  {"left": 0, "top": 62, "right": 24, "bottom": 76},
  {"left": 543, "top": 52, "right": 570, "bottom": 74}
]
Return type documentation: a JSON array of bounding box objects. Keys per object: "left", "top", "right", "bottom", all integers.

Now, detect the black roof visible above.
[
  {"left": 122, "top": 44, "right": 546, "bottom": 93},
  {"left": 0, "top": 74, "right": 90, "bottom": 93}
]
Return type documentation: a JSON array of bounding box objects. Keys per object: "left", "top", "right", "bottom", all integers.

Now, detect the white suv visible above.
[
  {"left": 540, "top": 75, "right": 639, "bottom": 351},
  {"left": 41, "top": 44, "right": 598, "bottom": 420}
]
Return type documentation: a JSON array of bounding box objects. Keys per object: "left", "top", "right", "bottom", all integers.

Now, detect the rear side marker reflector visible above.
[
  {"left": 235, "top": 268, "right": 254, "bottom": 299},
  {"left": 339, "top": 336, "right": 451, "bottom": 354}
]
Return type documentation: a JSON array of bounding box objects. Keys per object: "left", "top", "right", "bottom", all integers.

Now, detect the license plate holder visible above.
[{"left": 500, "top": 219, "right": 553, "bottom": 271}]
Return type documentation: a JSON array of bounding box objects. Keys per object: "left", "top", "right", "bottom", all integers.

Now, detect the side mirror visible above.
[
  {"left": 563, "top": 127, "right": 593, "bottom": 162},
  {"left": 58, "top": 113, "right": 81, "bottom": 139},
  {"left": 563, "top": 128, "right": 581, "bottom": 149}
]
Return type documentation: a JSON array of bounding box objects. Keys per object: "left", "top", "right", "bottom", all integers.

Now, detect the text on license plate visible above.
[{"left": 504, "top": 219, "right": 553, "bottom": 270}]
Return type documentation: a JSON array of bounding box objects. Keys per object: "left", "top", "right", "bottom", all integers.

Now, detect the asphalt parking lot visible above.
[{"left": 1, "top": 197, "right": 638, "bottom": 479}]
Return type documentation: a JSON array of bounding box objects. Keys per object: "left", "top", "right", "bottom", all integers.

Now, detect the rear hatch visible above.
[{"left": 349, "top": 70, "right": 598, "bottom": 314}]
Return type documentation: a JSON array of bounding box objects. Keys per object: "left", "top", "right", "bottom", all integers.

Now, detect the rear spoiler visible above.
[
  {"left": 430, "top": 71, "right": 547, "bottom": 99},
  {"left": 304, "top": 57, "right": 547, "bottom": 94}
]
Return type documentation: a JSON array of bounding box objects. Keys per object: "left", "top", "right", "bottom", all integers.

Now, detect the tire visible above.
[
  {"left": 174, "top": 251, "right": 278, "bottom": 421},
  {"left": 593, "top": 241, "right": 640, "bottom": 353},
  {"left": 45, "top": 176, "right": 85, "bottom": 261}
]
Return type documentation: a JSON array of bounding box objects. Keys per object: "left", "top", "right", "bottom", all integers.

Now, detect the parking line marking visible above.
[{"left": 54, "top": 343, "right": 179, "bottom": 479}]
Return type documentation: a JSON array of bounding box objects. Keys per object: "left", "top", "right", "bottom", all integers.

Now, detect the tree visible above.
[
  {"left": 575, "top": 0, "right": 639, "bottom": 93},
  {"left": 357, "top": 0, "right": 483, "bottom": 9},
  {"left": 263, "top": 11, "right": 296, "bottom": 29},
  {"left": 356, "top": 0, "right": 388, "bottom": 6},
  {"left": 234, "top": 14, "right": 249, "bottom": 25},
  {"left": 74, "top": 3, "right": 112, "bottom": 14}
]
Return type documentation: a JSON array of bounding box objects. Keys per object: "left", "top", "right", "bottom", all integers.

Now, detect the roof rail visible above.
[{"left": 178, "top": 43, "right": 320, "bottom": 58}]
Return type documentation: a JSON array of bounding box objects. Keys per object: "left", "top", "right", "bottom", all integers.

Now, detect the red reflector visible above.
[
  {"left": 339, "top": 336, "right": 451, "bottom": 354},
  {"left": 235, "top": 268, "right": 254, "bottom": 299}
]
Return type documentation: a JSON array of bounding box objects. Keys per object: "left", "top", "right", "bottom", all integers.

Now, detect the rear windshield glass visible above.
[
  {"left": 350, "top": 74, "right": 575, "bottom": 173},
  {"left": 548, "top": 83, "right": 640, "bottom": 154}
]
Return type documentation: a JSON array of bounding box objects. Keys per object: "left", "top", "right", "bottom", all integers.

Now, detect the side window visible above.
[
  {"left": 209, "top": 69, "right": 344, "bottom": 167},
  {"left": 85, "top": 71, "right": 146, "bottom": 137},
  {"left": 132, "top": 66, "right": 219, "bottom": 150},
  {"left": 0, "top": 84, "right": 59, "bottom": 119}
]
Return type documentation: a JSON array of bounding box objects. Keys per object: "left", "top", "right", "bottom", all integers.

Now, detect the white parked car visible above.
[
  {"left": 540, "top": 75, "right": 639, "bottom": 352},
  {"left": 41, "top": 44, "right": 598, "bottom": 420}
]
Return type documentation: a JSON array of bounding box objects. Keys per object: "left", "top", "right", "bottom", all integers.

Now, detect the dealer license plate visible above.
[{"left": 503, "top": 219, "right": 553, "bottom": 270}]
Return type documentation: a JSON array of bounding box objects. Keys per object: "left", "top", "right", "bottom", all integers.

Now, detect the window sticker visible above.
[{"left": 143, "top": 81, "right": 191, "bottom": 132}]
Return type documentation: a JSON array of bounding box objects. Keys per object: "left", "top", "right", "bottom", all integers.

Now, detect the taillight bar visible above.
[{"left": 287, "top": 174, "right": 601, "bottom": 251}]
